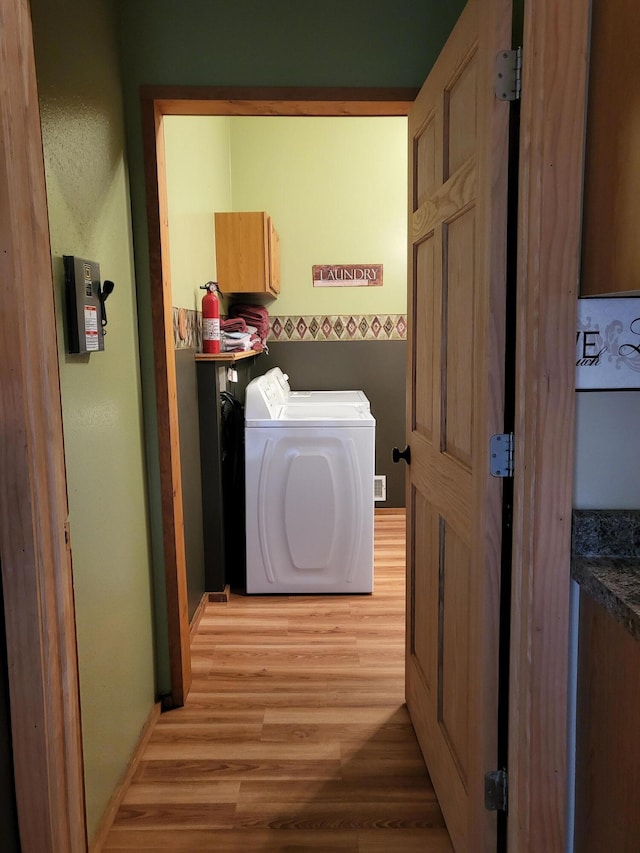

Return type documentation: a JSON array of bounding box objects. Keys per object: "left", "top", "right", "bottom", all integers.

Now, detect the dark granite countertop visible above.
[{"left": 571, "top": 510, "right": 640, "bottom": 642}]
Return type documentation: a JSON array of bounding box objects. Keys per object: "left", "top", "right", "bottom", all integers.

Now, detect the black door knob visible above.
[{"left": 392, "top": 445, "right": 411, "bottom": 465}]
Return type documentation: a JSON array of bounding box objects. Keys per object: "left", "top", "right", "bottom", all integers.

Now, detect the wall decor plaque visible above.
[
  {"left": 312, "top": 264, "right": 383, "bottom": 287},
  {"left": 576, "top": 297, "right": 640, "bottom": 389}
]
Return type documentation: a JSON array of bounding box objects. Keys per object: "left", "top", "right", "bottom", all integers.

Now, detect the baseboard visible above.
[
  {"left": 208, "top": 584, "right": 230, "bottom": 602},
  {"left": 189, "top": 591, "right": 210, "bottom": 638},
  {"left": 90, "top": 701, "right": 161, "bottom": 852}
]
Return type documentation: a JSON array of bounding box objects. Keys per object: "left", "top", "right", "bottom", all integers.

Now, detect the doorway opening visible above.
[{"left": 140, "top": 87, "right": 417, "bottom": 707}]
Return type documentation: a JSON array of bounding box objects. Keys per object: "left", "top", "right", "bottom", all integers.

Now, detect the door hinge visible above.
[
  {"left": 484, "top": 769, "right": 508, "bottom": 812},
  {"left": 495, "top": 46, "right": 522, "bottom": 101},
  {"left": 490, "top": 433, "right": 514, "bottom": 478}
]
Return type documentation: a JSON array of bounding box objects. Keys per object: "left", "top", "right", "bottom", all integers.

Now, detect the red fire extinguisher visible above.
[{"left": 200, "top": 281, "right": 220, "bottom": 354}]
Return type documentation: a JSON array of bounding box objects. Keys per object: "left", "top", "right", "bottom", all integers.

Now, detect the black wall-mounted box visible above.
[{"left": 63, "top": 255, "right": 104, "bottom": 354}]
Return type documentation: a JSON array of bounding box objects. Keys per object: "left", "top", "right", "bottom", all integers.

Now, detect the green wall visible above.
[
  {"left": 117, "top": 0, "right": 466, "bottom": 89},
  {"left": 117, "top": 0, "right": 466, "bottom": 693},
  {"left": 30, "top": 0, "right": 157, "bottom": 842}
]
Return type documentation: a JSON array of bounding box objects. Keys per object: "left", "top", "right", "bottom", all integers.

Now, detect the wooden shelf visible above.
[{"left": 195, "top": 351, "right": 258, "bottom": 363}]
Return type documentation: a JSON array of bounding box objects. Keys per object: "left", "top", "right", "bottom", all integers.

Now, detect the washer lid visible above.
[
  {"left": 246, "top": 401, "right": 375, "bottom": 428},
  {"left": 287, "top": 389, "right": 370, "bottom": 407}
]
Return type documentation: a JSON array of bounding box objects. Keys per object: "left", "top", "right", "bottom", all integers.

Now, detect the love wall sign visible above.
[{"left": 576, "top": 298, "right": 640, "bottom": 390}]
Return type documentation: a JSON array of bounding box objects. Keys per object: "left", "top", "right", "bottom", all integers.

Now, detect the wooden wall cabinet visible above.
[
  {"left": 214, "top": 211, "right": 280, "bottom": 297},
  {"left": 581, "top": 0, "right": 640, "bottom": 295}
]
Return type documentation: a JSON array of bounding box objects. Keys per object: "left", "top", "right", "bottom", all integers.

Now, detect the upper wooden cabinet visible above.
[
  {"left": 214, "top": 212, "right": 280, "bottom": 298},
  {"left": 581, "top": 0, "right": 640, "bottom": 295}
]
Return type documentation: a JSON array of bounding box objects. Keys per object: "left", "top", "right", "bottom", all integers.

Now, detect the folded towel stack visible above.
[
  {"left": 226, "top": 304, "right": 270, "bottom": 353},
  {"left": 220, "top": 317, "right": 261, "bottom": 352},
  {"left": 221, "top": 317, "right": 247, "bottom": 334}
]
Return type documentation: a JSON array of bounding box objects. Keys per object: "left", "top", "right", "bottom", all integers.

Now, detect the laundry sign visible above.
[
  {"left": 312, "top": 264, "right": 383, "bottom": 287},
  {"left": 576, "top": 297, "right": 640, "bottom": 389}
]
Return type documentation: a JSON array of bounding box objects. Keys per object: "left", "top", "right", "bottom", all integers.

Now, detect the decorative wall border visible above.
[
  {"left": 173, "top": 307, "right": 201, "bottom": 349},
  {"left": 269, "top": 314, "right": 407, "bottom": 342},
  {"left": 173, "top": 309, "right": 408, "bottom": 349}
]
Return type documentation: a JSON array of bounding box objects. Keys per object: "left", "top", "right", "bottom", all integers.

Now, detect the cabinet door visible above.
[
  {"left": 214, "top": 211, "right": 279, "bottom": 297},
  {"left": 575, "top": 592, "right": 640, "bottom": 850},
  {"left": 268, "top": 217, "right": 280, "bottom": 295},
  {"left": 581, "top": 0, "right": 640, "bottom": 295}
]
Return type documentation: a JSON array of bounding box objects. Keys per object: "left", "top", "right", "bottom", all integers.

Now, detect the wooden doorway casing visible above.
[
  {"left": 508, "top": 1, "right": 590, "bottom": 849},
  {"left": 139, "top": 87, "right": 418, "bottom": 708},
  {"left": 0, "top": 0, "right": 87, "bottom": 849}
]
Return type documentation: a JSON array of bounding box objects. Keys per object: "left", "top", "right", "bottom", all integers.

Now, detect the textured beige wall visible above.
[
  {"left": 163, "top": 115, "right": 408, "bottom": 317},
  {"left": 30, "top": 0, "right": 156, "bottom": 841},
  {"left": 574, "top": 391, "right": 640, "bottom": 508},
  {"left": 164, "top": 115, "right": 233, "bottom": 312},
  {"left": 230, "top": 115, "right": 408, "bottom": 317}
]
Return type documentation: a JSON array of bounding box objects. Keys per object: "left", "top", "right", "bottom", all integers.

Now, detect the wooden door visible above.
[{"left": 405, "top": 0, "right": 511, "bottom": 850}]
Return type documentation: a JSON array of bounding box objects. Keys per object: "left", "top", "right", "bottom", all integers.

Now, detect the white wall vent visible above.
[{"left": 374, "top": 475, "right": 387, "bottom": 502}]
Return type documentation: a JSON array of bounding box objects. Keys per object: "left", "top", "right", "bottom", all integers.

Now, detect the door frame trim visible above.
[
  {"left": 0, "top": 0, "right": 87, "bottom": 849},
  {"left": 139, "top": 86, "right": 418, "bottom": 708},
  {"left": 509, "top": 1, "right": 590, "bottom": 849}
]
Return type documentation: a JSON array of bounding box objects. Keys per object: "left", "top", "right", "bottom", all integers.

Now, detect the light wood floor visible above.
[{"left": 102, "top": 510, "right": 453, "bottom": 852}]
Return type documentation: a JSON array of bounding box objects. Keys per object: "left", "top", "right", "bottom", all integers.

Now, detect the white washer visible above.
[
  {"left": 244, "top": 373, "right": 375, "bottom": 594},
  {"left": 263, "top": 366, "right": 370, "bottom": 408}
]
